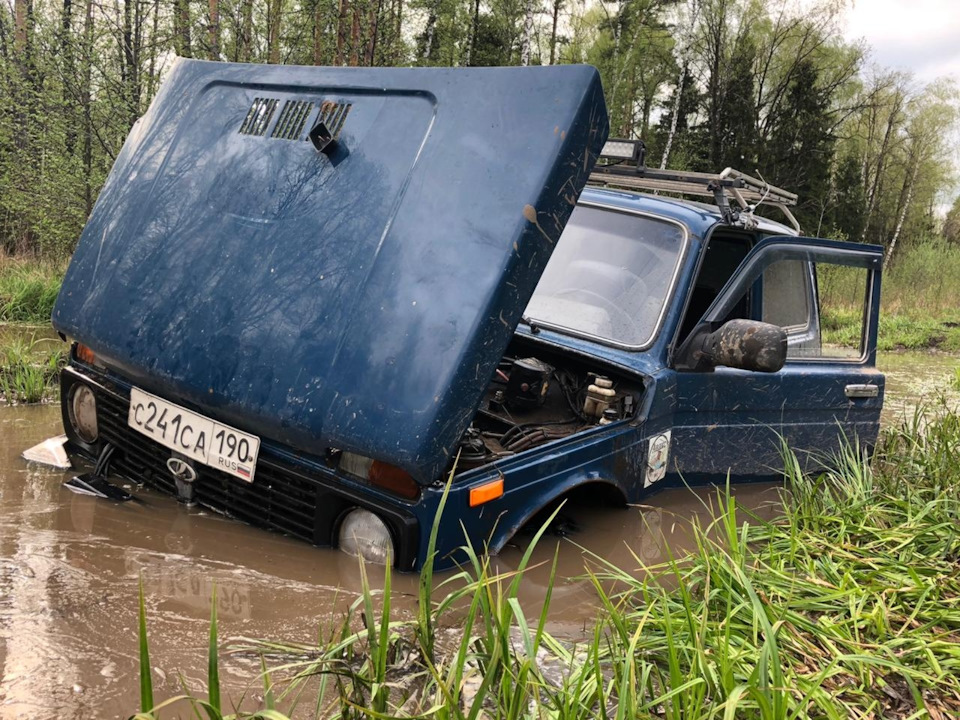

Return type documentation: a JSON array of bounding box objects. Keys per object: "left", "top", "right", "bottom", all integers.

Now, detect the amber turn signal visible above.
[
  {"left": 368, "top": 460, "right": 420, "bottom": 500},
  {"left": 469, "top": 478, "right": 504, "bottom": 507},
  {"left": 75, "top": 343, "right": 97, "bottom": 365}
]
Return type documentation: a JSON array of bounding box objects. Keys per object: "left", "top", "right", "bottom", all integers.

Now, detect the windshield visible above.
[{"left": 524, "top": 205, "right": 686, "bottom": 347}]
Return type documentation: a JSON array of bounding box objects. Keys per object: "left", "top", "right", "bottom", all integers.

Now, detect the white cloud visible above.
[{"left": 844, "top": 0, "right": 960, "bottom": 82}]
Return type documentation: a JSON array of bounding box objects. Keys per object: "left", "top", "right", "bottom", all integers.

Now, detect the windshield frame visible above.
[{"left": 523, "top": 201, "right": 691, "bottom": 352}]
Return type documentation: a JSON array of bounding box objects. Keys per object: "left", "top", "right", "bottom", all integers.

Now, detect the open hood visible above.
[{"left": 53, "top": 60, "right": 609, "bottom": 483}]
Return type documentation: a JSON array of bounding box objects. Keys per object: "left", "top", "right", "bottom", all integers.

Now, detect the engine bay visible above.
[{"left": 454, "top": 339, "right": 645, "bottom": 473}]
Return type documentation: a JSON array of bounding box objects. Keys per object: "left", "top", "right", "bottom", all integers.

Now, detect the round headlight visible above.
[
  {"left": 338, "top": 509, "right": 394, "bottom": 565},
  {"left": 68, "top": 384, "right": 98, "bottom": 444}
]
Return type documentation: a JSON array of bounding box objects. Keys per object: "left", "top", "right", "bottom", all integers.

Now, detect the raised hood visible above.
[{"left": 54, "top": 60, "right": 609, "bottom": 483}]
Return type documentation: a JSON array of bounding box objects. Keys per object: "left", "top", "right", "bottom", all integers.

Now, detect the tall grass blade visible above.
[
  {"left": 208, "top": 584, "right": 222, "bottom": 716},
  {"left": 138, "top": 574, "right": 154, "bottom": 716},
  {"left": 260, "top": 655, "right": 276, "bottom": 711},
  {"left": 417, "top": 461, "right": 456, "bottom": 661}
]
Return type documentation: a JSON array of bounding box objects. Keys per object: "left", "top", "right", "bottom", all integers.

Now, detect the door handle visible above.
[{"left": 845, "top": 384, "right": 879, "bottom": 399}]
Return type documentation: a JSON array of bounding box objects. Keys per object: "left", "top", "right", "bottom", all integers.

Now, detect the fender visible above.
[{"left": 486, "top": 474, "right": 626, "bottom": 555}]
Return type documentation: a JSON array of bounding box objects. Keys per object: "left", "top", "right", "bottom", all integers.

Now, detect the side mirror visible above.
[{"left": 692, "top": 319, "right": 787, "bottom": 373}]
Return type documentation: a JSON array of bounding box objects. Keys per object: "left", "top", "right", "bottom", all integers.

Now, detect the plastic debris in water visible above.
[
  {"left": 63, "top": 473, "right": 132, "bottom": 502},
  {"left": 22, "top": 435, "right": 72, "bottom": 469}
]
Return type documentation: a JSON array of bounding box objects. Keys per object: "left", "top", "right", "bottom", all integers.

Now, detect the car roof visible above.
[{"left": 580, "top": 186, "right": 800, "bottom": 237}]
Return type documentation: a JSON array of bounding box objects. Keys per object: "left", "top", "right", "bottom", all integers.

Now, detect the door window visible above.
[
  {"left": 688, "top": 239, "right": 881, "bottom": 365},
  {"left": 759, "top": 259, "right": 818, "bottom": 358},
  {"left": 814, "top": 263, "right": 871, "bottom": 359},
  {"left": 761, "top": 260, "right": 810, "bottom": 329}
]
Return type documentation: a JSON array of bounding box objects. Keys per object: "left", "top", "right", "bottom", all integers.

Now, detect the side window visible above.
[
  {"left": 760, "top": 259, "right": 869, "bottom": 359},
  {"left": 675, "top": 237, "right": 883, "bottom": 370},
  {"left": 759, "top": 260, "right": 819, "bottom": 358},
  {"left": 761, "top": 260, "right": 809, "bottom": 328},
  {"left": 814, "top": 263, "right": 870, "bottom": 359},
  {"left": 685, "top": 240, "right": 880, "bottom": 365}
]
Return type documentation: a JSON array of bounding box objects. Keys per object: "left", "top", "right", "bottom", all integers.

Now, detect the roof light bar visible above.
[{"left": 600, "top": 139, "right": 644, "bottom": 162}]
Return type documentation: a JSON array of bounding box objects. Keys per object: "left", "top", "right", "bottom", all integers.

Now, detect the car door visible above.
[{"left": 669, "top": 237, "right": 884, "bottom": 483}]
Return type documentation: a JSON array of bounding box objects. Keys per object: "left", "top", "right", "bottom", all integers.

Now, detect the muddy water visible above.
[
  {"left": 879, "top": 351, "right": 960, "bottom": 422},
  {"left": 0, "top": 350, "right": 956, "bottom": 718}
]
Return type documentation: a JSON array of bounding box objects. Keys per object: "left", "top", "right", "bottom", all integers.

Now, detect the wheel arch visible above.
[{"left": 487, "top": 476, "right": 627, "bottom": 556}]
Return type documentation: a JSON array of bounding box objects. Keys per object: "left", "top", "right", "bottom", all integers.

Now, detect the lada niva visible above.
[{"left": 49, "top": 60, "right": 884, "bottom": 570}]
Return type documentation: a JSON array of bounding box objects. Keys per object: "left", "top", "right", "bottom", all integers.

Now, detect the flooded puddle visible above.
[
  {"left": 879, "top": 351, "right": 960, "bottom": 423},
  {"left": 0, "top": 348, "right": 956, "bottom": 717}
]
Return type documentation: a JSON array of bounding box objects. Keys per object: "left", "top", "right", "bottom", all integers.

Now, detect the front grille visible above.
[
  {"left": 61, "top": 364, "right": 420, "bottom": 568},
  {"left": 95, "top": 390, "right": 336, "bottom": 544}
]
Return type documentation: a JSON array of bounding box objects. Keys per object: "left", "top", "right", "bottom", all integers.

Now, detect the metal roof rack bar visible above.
[{"left": 590, "top": 138, "right": 801, "bottom": 232}]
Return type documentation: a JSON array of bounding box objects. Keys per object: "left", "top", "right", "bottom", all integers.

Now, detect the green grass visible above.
[
  {"left": 822, "top": 305, "right": 960, "bottom": 352},
  {"left": 133, "top": 406, "right": 960, "bottom": 719},
  {"left": 0, "top": 256, "right": 63, "bottom": 323},
  {"left": 819, "top": 238, "right": 960, "bottom": 352},
  {"left": 0, "top": 256, "right": 68, "bottom": 402},
  {"left": 881, "top": 238, "right": 960, "bottom": 317},
  {"left": 0, "top": 334, "right": 65, "bottom": 403}
]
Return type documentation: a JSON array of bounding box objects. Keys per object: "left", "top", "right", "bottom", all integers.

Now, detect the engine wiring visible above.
[{"left": 456, "top": 357, "right": 639, "bottom": 470}]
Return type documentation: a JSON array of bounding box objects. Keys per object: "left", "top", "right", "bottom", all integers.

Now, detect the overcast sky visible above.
[{"left": 844, "top": 0, "right": 960, "bottom": 82}]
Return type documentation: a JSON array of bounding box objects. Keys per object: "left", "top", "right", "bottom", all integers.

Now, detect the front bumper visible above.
[{"left": 60, "top": 364, "right": 421, "bottom": 569}]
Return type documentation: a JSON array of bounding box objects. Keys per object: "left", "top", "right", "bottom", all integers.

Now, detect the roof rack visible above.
[{"left": 589, "top": 138, "right": 801, "bottom": 233}]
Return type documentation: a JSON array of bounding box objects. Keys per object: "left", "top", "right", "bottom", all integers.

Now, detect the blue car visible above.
[{"left": 52, "top": 60, "right": 884, "bottom": 571}]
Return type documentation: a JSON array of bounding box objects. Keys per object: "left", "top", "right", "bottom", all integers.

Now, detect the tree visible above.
[
  {"left": 208, "top": 0, "right": 220, "bottom": 59},
  {"left": 175, "top": 0, "right": 192, "bottom": 56},
  {"left": 0, "top": 0, "right": 955, "bottom": 261},
  {"left": 944, "top": 196, "right": 960, "bottom": 245},
  {"left": 763, "top": 59, "right": 835, "bottom": 229},
  {"left": 582, "top": 0, "right": 677, "bottom": 138},
  {"left": 884, "top": 80, "right": 959, "bottom": 264}
]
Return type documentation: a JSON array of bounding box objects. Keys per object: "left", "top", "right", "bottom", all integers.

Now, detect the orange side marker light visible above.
[
  {"left": 76, "top": 343, "right": 97, "bottom": 365},
  {"left": 469, "top": 478, "right": 504, "bottom": 507}
]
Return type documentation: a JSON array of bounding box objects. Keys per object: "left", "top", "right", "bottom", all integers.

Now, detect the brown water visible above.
[
  {"left": 879, "top": 350, "right": 960, "bottom": 423},
  {"left": 0, "top": 349, "right": 956, "bottom": 718}
]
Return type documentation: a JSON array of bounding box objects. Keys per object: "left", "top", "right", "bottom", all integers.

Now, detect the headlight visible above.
[
  {"left": 338, "top": 509, "right": 394, "bottom": 565},
  {"left": 68, "top": 384, "right": 98, "bottom": 444}
]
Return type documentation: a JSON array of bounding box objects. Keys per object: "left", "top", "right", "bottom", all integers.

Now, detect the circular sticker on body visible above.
[{"left": 644, "top": 430, "right": 671, "bottom": 488}]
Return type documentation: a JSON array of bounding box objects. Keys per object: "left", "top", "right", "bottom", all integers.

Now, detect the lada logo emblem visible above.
[{"left": 166, "top": 457, "right": 198, "bottom": 483}]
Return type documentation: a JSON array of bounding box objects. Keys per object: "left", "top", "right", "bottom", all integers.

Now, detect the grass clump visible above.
[
  {"left": 0, "top": 256, "right": 63, "bottom": 323},
  {"left": 822, "top": 305, "right": 960, "bottom": 352},
  {"left": 881, "top": 237, "right": 960, "bottom": 317},
  {"left": 587, "top": 420, "right": 960, "bottom": 719},
  {"left": 0, "top": 335, "right": 65, "bottom": 403},
  {"left": 818, "top": 239, "right": 960, "bottom": 352},
  {"left": 134, "top": 409, "right": 960, "bottom": 719}
]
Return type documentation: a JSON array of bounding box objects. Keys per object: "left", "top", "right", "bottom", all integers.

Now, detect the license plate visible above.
[{"left": 127, "top": 387, "right": 260, "bottom": 482}]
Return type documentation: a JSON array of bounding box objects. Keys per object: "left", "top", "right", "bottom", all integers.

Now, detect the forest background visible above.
[{"left": 1, "top": 0, "right": 959, "bottom": 347}]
